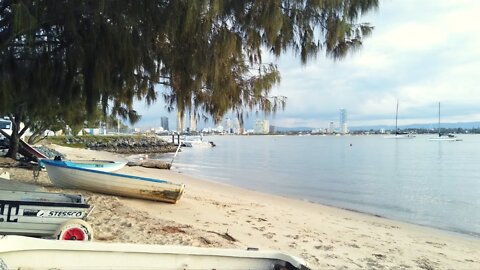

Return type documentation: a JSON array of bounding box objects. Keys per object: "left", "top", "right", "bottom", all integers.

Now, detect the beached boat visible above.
[
  {"left": 429, "top": 102, "right": 462, "bottom": 141},
  {"left": 42, "top": 159, "right": 184, "bottom": 203},
  {"left": 0, "top": 189, "right": 93, "bottom": 240},
  {"left": 0, "top": 235, "right": 310, "bottom": 270}
]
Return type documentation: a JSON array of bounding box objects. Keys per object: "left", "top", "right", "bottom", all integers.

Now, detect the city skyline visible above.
[{"left": 132, "top": 0, "right": 480, "bottom": 130}]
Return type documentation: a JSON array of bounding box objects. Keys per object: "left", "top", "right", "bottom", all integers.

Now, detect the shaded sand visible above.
[{"left": 2, "top": 145, "right": 480, "bottom": 269}]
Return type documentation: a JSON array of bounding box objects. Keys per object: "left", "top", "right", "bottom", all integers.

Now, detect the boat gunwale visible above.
[{"left": 0, "top": 236, "right": 307, "bottom": 268}]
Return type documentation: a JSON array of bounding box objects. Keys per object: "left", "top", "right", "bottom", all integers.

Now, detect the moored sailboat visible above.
[
  {"left": 429, "top": 102, "right": 462, "bottom": 141},
  {"left": 384, "top": 100, "right": 415, "bottom": 139}
]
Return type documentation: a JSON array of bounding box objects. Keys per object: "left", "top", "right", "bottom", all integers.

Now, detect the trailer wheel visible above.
[{"left": 54, "top": 219, "right": 94, "bottom": 241}]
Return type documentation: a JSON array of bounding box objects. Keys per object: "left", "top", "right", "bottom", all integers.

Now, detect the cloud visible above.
[{"left": 133, "top": 0, "right": 480, "bottom": 129}]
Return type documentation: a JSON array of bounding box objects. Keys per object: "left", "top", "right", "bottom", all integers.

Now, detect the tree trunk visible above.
[
  {"left": 27, "top": 129, "right": 46, "bottom": 145},
  {"left": 5, "top": 123, "right": 19, "bottom": 159},
  {"left": 4, "top": 114, "right": 29, "bottom": 160}
]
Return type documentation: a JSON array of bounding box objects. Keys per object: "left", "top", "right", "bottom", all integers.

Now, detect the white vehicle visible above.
[{"left": 0, "top": 117, "right": 12, "bottom": 140}]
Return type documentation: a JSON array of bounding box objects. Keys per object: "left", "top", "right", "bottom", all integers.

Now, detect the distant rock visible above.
[{"left": 127, "top": 159, "right": 171, "bottom": 170}]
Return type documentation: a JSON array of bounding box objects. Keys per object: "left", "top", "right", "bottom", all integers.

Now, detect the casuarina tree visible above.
[{"left": 0, "top": 0, "right": 378, "bottom": 158}]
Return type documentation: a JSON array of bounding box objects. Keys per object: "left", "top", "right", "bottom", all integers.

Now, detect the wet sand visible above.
[{"left": 1, "top": 145, "right": 480, "bottom": 269}]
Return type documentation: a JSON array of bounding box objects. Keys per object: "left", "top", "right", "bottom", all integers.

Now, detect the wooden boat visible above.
[
  {"left": 0, "top": 189, "right": 93, "bottom": 240},
  {"left": 42, "top": 159, "right": 185, "bottom": 203},
  {"left": 0, "top": 235, "right": 310, "bottom": 270}
]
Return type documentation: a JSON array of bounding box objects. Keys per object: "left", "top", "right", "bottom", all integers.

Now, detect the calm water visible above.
[{"left": 157, "top": 135, "right": 480, "bottom": 237}]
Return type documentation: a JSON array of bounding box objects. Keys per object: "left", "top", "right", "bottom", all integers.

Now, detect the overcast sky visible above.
[{"left": 133, "top": 0, "right": 480, "bottom": 130}]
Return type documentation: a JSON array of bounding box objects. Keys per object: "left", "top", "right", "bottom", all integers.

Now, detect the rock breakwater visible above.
[{"left": 62, "top": 136, "right": 178, "bottom": 154}]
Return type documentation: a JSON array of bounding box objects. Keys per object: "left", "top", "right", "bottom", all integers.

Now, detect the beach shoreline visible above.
[{"left": 1, "top": 145, "right": 480, "bottom": 269}]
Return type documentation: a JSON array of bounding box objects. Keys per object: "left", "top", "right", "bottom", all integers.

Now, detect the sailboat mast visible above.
[
  {"left": 395, "top": 100, "right": 399, "bottom": 135},
  {"left": 438, "top": 102, "right": 441, "bottom": 136}
]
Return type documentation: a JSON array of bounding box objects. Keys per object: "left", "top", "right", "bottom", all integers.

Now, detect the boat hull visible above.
[
  {"left": 42, "top": 159, "right": 184, "bottom": 204},
  {"left": 429, "top": 137, "right": 462, "bottom": 141},
  {"left": 0, "top": 236, "right": 309, "bottom": 270},
  {"left": 384, "top": 135, "right": 415, "bottom": 139},
  {"left": 0, "top": 190, "right": 90, "bottom": 237}
]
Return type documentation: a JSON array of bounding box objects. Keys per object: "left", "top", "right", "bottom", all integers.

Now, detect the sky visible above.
[{"left": 132, "top": 0, "right": 480, "bottom": 130}]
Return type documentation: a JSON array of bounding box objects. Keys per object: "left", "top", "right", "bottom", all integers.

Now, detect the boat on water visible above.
[
  {"left": 384, "top": 100, "right": 415, "bottom": 139},
  {"left": 429, "top": 102, "right": 462, "bottom": 141},
  {"left": 180, "top": 135, "right": 216, "bottom": 148},
  {"left": 0, "top": 235, "right": 310, "bottom": 270},
  {"left": 0, "top": 189, "right": 93, "bottom": 240},
  {"left": 42, "top": 159, "right": 185, "bottom": 204}
]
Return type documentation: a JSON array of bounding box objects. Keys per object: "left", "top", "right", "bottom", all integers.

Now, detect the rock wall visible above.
[{"left": 63, "top": 136, "right": 178, "bottom": 154}]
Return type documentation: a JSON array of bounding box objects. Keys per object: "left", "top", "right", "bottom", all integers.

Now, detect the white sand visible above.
[{"left": 2, "top": 145, "right": 480, "bottom": 269}]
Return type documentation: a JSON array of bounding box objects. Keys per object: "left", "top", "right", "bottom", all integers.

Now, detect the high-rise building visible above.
[
  {"left": 225, "top": 118, "right": 232, "bottom": 133},
  {"left": 339, "top": 108, "right": 348, "bottom": 134},
  {"left": 189, "top": 111, "right": 197, "bottom": 132},
  {"left": 254, "top": 119, "right": 270, "bottom": 134},
  {"left": 234, "top": 118, "right": 241, "bottom": 134},
  {"left": 176, "top": 111, "right": 184, "bottom": 133},
  {"left": 328, "top": 121, "right": 335, "bottom": 134},
  {"left": 160, "top": 116, "right": 169, "bottom": 131}
]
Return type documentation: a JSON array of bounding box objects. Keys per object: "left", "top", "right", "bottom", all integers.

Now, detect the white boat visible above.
[
  {"left": 0, "top": 189, "right": 93, "bottom": 240},
  {"left": 181, "top": 135, "right": 216, "bottom": 147},
  {"left": 66, "top": 159, "right": 127, "bottom": 172},
  {"left": 42, "top": 159, "right": 185, "bottom": 204},
  {"left": 429, "top": 102, "right": 462, "bottom": 141},
  {"left": 0, "top": 235, "right": 310, "bottom": 270},
  {"left": 384, "top": 100, "right": 415, "bottom": 139}
]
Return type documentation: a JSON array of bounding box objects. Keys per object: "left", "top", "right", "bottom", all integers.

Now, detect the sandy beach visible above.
[{"left": 2, "top": 145, "right": 480, "bottom": 269}]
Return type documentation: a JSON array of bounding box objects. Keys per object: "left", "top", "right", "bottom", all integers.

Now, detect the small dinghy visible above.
[{"left": 42, "top": 159, "right": 185, "bottom": 203}]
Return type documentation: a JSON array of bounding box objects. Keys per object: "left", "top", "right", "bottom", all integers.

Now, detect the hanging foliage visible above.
[{"left": 0, "top": 0, "right": 378, "bottom": 158}]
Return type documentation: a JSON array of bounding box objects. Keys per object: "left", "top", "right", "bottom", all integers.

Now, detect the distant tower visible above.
[
  {"left": 225, "top": 118, "right": 232, "bottom": 133},
  {"left": 328, "top": 121, "right": 335, "bottom": 134},
  {"left": 234, "top": 118, "right": 241, "bottom": 134},
  {"left": 160, "top": 116, "right": 169, "bottom": 131},
  {"left": 339, "top": 109, "right": 348, "bottom": 134},
  {"left": 189, "top": 111, "right": 197, "bottom": 132},
  {"left": 254, "top": 119, "right": 269, "bottom": 134},
  {"left": 176, "top": 111, "right": 184, "bottom": 133}
]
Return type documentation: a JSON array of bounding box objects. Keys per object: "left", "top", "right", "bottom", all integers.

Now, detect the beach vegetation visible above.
[{"left": 0, "top": 0, "right": 378, "bottom": 158}]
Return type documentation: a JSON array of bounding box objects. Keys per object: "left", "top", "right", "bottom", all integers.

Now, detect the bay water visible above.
[{"left": 156, "top": 134, "right": 480, "bottom": 237}]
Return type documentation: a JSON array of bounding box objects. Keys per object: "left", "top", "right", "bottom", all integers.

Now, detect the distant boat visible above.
[
  {"left": 0, "top": 235, "right": 310, "bottom": 270},
  {"left": 384, "top": 100, "right": 415, "bottom": 139},
  {"left": 429, "top": 102, "right": 462, "bottom": 141},
  {"left": 181, "top": 135, "right": 216, "bottom": 148},
  {"left": 42, "top": 159, "right": 185, "bottom": 204}
]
